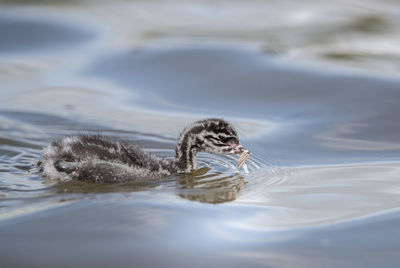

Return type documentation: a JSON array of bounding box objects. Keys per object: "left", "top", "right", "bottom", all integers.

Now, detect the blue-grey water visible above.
[{"left": 1, "top": 1, "right": 400, "bottom": 267}]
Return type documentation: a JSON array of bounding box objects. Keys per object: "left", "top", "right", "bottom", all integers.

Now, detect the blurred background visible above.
[
  {"left": 2, "top": 0, "right": 400, "bottom": 74},
  {"left": 1, "top": 1, "right": 400, "bottom": 267}
]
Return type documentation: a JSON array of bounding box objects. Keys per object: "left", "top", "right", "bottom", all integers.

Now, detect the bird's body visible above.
[{"left": 39, "top": 118, "right": 247, "bottom": 183}]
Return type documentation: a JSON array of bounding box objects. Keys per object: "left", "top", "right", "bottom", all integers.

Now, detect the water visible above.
[{"left": 1, "top": 1, "right": 400, "bottom": 267}]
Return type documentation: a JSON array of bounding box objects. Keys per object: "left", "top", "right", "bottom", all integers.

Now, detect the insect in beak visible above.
[
  {"left": 227, "top": 141, "right": 251, "bottom": 167},
  {"left": 237, "top": 150, "right": 251, "bottom": 168}
]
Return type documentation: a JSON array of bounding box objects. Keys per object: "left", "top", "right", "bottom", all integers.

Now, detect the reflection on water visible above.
[
  {"left": 1, "top": 1, "right": 400, "bottom": 267},
  {"left": 177, "top": 167, "right": 246, "bottom": 204}
]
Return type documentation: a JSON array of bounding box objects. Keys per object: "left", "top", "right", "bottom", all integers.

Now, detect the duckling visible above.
[{"left": 39, "top": 118, "right": 247, "bottom": 183}]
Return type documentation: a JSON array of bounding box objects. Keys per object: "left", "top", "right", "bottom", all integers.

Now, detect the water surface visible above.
[{"left": 1, "top": 1, "right": 400, "bottom": 267}]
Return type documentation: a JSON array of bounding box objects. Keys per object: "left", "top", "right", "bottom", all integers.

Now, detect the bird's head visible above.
[{"left": 190, "top": 118, "right": 246, "bottom": 155}]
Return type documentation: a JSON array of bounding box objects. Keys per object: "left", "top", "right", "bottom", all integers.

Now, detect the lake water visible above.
[{"left": 1, "top": 1, "right": 400, "bottom": 267}]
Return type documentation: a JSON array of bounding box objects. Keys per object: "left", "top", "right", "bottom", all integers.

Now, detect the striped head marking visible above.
[{"left": 194, "top": 118, "right": 245, "bottom": 155}]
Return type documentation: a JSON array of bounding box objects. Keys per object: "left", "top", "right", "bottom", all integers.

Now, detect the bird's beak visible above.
[{"left": 231, "top": 143, "right": 246, "bottom": 154}]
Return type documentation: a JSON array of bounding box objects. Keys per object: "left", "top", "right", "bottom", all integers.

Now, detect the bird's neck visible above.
[{"left": 174, "top": 131, "right": 199, "bottom": 172}]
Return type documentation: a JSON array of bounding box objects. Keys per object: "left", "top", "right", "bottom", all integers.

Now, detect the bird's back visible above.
[{"left": 39, "top": 135, "right": 173, "bottom": 182}]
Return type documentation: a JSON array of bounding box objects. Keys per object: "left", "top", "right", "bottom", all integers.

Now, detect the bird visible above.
[{"left": 39, "top": 118, "right": 248, "bottom": 183}]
